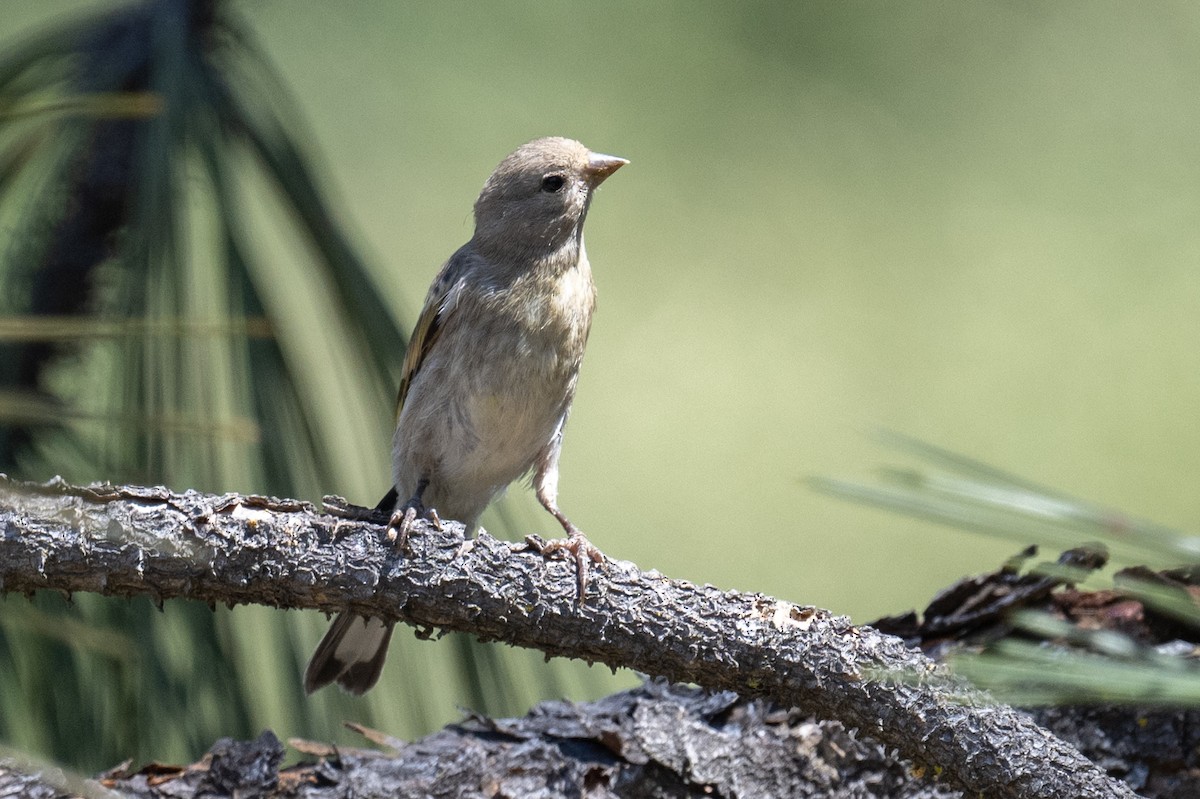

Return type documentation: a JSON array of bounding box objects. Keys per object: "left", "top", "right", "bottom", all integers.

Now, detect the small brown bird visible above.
[{"left": 305, "top": 137, "right": 626, "bottom": 695}]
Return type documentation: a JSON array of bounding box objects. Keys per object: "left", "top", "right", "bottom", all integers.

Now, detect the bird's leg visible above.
[
  {"left": 525, "top": 430, "right": 605, "bottom": 599},
  {"left": 386, "top": 478, "right": 443, "bottom": 549},
  {"left": 529, "top": 477, "right": 604, "bottom": 600},
  {"left": 529, "top": 505, "right": 605, "bottom": 600}
]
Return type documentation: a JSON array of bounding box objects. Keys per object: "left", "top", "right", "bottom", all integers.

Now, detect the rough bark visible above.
[
  {"left": 0, "top": 475, "right": 1137, "bottom": 798},
  {"left": 98, "top": 683, "right": 971, "bottom": 799}
]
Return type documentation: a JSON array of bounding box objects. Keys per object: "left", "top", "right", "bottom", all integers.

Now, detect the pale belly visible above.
[
  {"left": 391, "top": 344, "right": 577, "bottom": 521},
  {"left": 455, "top": 387, "right": 565, "bottom": 482},
  {"left": 391, "top": 260, "right": 593, "bottom": 523}
]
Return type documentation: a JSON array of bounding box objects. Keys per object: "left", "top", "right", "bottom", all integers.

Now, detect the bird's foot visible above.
[
  {"left": 526, "top": 528, "right": 605, "bottom": 601},
  {"left": 387, "top": 502, "right": 443, "bottom": 550}
]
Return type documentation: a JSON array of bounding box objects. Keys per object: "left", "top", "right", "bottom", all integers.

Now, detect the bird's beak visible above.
[{"left": 584, "top": 152, "right": 629, "bottom": 185}]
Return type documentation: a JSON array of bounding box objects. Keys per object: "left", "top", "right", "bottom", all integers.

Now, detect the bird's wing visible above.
[{"left": 395, "top": 256, "right": 469, "bottom": 420}]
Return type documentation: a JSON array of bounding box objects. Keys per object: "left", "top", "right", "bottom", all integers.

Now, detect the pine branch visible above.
[{"left": 0, "top": 475, "right": 1136, "bottom": 799}]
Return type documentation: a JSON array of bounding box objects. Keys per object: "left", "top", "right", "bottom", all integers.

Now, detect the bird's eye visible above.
[{"left": 540, "top": 174, "right": 565, "bottom": 193}]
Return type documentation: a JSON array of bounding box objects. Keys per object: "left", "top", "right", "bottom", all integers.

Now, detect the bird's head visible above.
[{"left": 472, "top": 137, "right": 626, "bottom": 266}]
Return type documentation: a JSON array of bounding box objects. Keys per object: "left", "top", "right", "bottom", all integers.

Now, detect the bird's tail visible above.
[{"left": 304, "top": 612, "right": 394, "bottom": 695}]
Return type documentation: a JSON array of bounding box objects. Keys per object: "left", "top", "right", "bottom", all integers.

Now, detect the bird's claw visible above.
[
  {"left": 386, "top": 503, "right": 443, "bottom": 550},
  {"left": 527, "top": 530, "right": 605, "bottom": 601}
]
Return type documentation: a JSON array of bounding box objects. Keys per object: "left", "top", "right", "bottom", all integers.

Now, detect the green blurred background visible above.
[{"left": 3, "top": 0, "right": 1199, "bottom": 774}]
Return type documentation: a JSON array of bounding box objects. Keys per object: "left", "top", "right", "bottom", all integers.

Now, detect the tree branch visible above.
[{"left": 0, "top": 475, "right": 1136, "bottom": 798}]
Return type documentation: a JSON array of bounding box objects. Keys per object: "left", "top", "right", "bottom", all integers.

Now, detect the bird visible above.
[{"left": 304, "top": 136, "right": 627, "bottom": 695}]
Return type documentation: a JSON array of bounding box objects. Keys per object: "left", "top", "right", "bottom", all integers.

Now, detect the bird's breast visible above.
[
  {"left": 502, "top": 258, "right": 595, "bottom": 370},
  {"left": 394, "top": 260, "right": 595, "bottom": 495}
]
